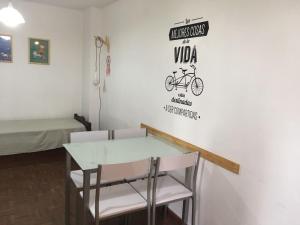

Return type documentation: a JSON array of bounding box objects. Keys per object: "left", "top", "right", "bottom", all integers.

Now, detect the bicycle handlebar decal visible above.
[{"left": 162, "top": 17, "right": 209, "bottom": 121}]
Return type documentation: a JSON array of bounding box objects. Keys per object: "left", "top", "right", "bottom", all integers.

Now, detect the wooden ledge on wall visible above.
[{"left": 141, "top": 123, "right": 240, "bottom": 174}]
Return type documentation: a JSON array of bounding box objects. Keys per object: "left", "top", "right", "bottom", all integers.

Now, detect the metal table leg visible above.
[
  {"left": 65, "top": 153, "right": 71, "bottom": 225},
  {"left": 82, "top": 170, "right": 91, "bottom": 225}
]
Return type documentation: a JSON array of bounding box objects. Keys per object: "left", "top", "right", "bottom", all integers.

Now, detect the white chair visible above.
[
  {"left": 112, "top": 127, "right": 150, "bottom": 182},
  {"left": 70, "top": 130, "right": 109, "bottom": 189},
  {"left": 70, "top": 130, "right": 109, "bottom": 143},
  {"left": 130, "top": 152, "right": 200, "bottom": 225},
  {"left": 112, "top": 127, "right": 147, "bottom": 139},
  {"left": 79, "top": 158, "right": 154, "bottom": 225}
]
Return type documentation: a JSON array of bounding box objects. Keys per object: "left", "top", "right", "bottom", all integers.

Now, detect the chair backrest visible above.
[
  {"left": 100, "top": 158, "right": 152, "bottom": 181},
  {"left": 113, "top": 127, "right": 147, "bottom": 139},
  {"left": 152, "top": 152, "right": 200, "bottom": 214},
  {"left": 70, "top": 130, "right": 109, "bottom": 143},
  {"left": 95, "top": 158, "right": 153, "bottom": 222},
  {"left": 157, "top": 152, "right": 199, "bottom": 173}
]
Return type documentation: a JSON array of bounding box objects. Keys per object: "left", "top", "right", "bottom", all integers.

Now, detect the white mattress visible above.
[{"left": 0, "top": 118, "right": 85, "bottom": 156}]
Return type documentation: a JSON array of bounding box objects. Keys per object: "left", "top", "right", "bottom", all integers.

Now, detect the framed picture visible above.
[
  {"left": 0, "top": 34, "right": 12, "bottom": 63},
  {"left": 29, "top": 38, "right": 50, "bottom": 65}
]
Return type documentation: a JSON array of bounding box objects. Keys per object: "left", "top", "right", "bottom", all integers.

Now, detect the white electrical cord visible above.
[{"left": 94, "top": 37, "right": 103, "bottom": 130}]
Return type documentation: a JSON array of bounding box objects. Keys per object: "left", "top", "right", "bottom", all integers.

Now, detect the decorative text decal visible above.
[
  {"left": 169, "top": 21, "right": 209, "bottom": 41},
  {"left": 163, "top": 17, "right": 209, "bottom": 121}
]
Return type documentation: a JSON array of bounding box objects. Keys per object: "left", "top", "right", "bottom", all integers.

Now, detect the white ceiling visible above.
[{"left": 20, "top": 0, "right": 119, "bottom": 10}]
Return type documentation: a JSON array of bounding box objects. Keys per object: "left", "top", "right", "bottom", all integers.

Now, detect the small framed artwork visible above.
[
  {"left": 29, "top": 38, "right": 50, "bottom": 65},
  {"left": 0, "top": 34, "right": 12, "bottom": 63}
]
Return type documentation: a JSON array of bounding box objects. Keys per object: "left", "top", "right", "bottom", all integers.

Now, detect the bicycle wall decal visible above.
[{"left": 165, "top": 64, "right": 204, "bottom": 96}]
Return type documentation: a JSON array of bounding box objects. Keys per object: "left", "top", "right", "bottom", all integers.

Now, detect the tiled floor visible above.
[{"left": 0, "top": 149, "right": 182, "bottom": 225}]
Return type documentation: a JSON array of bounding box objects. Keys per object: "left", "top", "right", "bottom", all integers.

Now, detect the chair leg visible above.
[
  {"left": 192, "top": 197, "right": 196, "bottom": 225},
  {"left": 147, "top": 204, "right": 151, "bottom": 225},
  {"left": 76, "top": 192, "right": 81, "bottom": 225},
  {"left": 152, "top": 205, "right": 156, "bottom": 225},
  {"left": 95, "top": 214, "right": 100, "bottom": 225},
  {"left": 122, "top": 215, "right": 128, "bottom": 225},
  {"left": 181, "top": 200, "right": 187, "bottom": 225},
  {"left": 126, "top": 215, "right": 130, "bottom": 225},
  {"left": 127, "top": 214, "right": 131, "bottom": 225},
  {"left": 163, "top": 205, "right": 168, "bottom": 219}
]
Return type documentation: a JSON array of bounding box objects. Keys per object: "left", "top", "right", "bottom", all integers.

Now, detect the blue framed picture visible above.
[{"left": 0, "top": 34, "right": 12, "bottom": 63}]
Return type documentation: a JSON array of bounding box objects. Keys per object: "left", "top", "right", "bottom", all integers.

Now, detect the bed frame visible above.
[
  {"left": 0, "top": 114, "right": 91, "bottom": 156},
  {"left": 74, "top": 114, "right": 91, "bottom": 131}
]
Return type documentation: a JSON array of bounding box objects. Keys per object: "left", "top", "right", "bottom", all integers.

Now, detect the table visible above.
[{"left": 63, "top": 136, "right": 190, "bottom": 225}]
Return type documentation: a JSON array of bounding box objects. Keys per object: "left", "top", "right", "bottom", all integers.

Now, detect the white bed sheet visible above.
[{"left": 0, "top": 118, "right": 85, "bottom": 156}]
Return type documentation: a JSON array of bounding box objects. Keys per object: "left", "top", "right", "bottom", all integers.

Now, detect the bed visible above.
[{"left": 0, "top": 114, "right": 91, "bottom": 156}]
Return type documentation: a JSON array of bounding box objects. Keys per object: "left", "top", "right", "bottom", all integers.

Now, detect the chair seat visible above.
[
  {"left": 80, "top": 183, "right": 147, "bottom": 219},
  {"left": 130, "top": 175, "right": 192, "bottom": 205},
  {"left": 71, "top": 170, "right": 98, "bottom": 188}
]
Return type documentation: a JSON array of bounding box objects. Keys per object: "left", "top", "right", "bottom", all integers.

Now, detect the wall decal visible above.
[
  {"left": 163, "top": 17, "right": 209, "bottom": 121},
  {"left": 174, "top": 46, "right": 197, "bottom": 64},
  {"left": 169, "top": 21, "right": 209, "bottom": 41},
  {"left": 165, "top": 65, "right": 204, "bottom": 96}
]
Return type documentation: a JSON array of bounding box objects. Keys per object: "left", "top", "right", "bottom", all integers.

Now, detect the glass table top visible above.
[{"left": 63, "top": 136, "right": 188, "bottom": 170}]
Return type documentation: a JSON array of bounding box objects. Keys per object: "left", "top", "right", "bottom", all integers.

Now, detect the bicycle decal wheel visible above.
[
  {"left": 165, "top": 76, "right": 175, "bottom": 91},
  {"left": 191, "top": 78, "right": 204, "bottom": 96}
]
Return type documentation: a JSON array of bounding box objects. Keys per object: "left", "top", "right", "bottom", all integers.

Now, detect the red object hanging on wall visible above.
[{"left": 106, "top": 55, "right": 111, "bottom": 76}]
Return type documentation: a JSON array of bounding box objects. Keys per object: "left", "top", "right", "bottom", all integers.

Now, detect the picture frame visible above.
[
  {"left": 29, "top": 38, "right": 50, "bottom": 65},
  {"left": 0, "top": 34, "right": 13, "bottom": 63}
]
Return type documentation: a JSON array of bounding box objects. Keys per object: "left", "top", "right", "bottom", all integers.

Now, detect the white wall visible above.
[
  {"left": 86, "top": 0, "right": 300, "bottom": 225},
  {"left": 81, "top": 7, "right": 106, "bottom": 130},
  {"left": 0, "top": 2, "right": 83, "bottom": 120}
]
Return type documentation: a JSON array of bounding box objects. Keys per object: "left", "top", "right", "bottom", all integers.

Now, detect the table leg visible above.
[
  {"left": 65, "top": 153, "right": 71, "bottom": 225},
  {"left": 83, "top": 170, "right": 91, "bottom": 225},
  {"left": 183, "top": 167, "right": 192, "bottom": 224}
]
